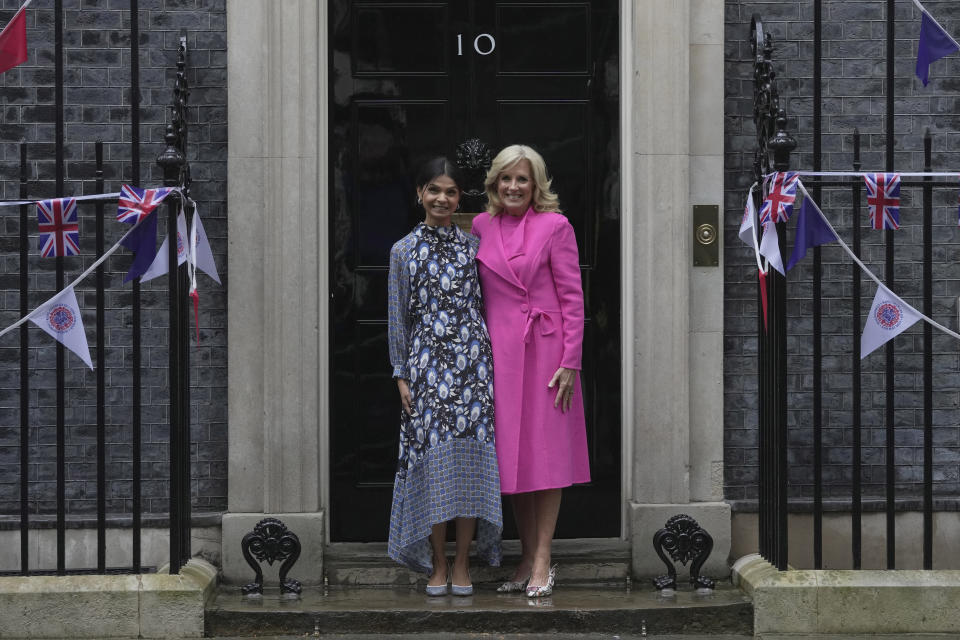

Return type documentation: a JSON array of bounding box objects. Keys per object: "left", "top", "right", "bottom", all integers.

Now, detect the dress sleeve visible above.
[
  {"left": 549, "top": 217, "right": 584, "bottom": 371},
  {"left": 388, "top": 240, "right": 411, "bottom": 379}
]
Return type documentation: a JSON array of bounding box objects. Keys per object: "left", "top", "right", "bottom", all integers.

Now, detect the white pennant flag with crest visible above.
[
  {"left": 758, "top": 220, "right": 784, "bottom": 275},
  {"left": 190, "top": 208, "right": 220, "bottom": 284},
  {"left": 739, "top": 184, "right": 766, "bottom": 271},
  {"left": 29, "top": 287, "right": 93, "bottom": 369},
  {"left": 861, "top": 283, "right": 923, "bottom": 359},
  {"left": 739, "top": 186, "right": 758, "bottom": 247},
  {"left": 139, "top": 211, "right": 188, "bottom": 283}
]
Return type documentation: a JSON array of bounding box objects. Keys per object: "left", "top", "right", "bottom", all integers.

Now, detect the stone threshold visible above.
[
  {"left": 205, "top": 582, "right": 753, "bottom": 637},
  {"left": 0, "top": 558, "right": 217, "bottom": 639},
  {"left": 756, "top": 635, "right": 960, "bottom": 639},
  {"left": 733, "top": 553, "right": 960, "bottom": 636},
  {"left": 323, "top": 537, "right": 632, "bottom": 587}
]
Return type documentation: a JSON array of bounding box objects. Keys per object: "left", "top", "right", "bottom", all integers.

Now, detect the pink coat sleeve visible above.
[
  {"left": 470, "top": 214, "right": 483, "bottom": 237},
  {"left": 549, "top": 217, "right": 584, "bottom": 370}
]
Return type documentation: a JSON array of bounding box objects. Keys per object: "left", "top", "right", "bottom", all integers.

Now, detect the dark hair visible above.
[{"left": 415, "top": 156, "right": 465, "bottom": 192}]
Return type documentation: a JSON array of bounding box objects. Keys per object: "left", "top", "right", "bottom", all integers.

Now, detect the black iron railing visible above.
[
  {"left": 4, "top": 0, "right": 192, "bottom": 576},
  {"left": 752, "top": 4, "right": 951, "bottom": 571},
  {"left": 751, "top": 14, "right": 793, "bottom": 572}
]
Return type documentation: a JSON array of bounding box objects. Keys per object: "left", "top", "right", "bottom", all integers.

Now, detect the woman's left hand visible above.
[{"left": 548, "top": 367, "right": 578, "bottom": 413}]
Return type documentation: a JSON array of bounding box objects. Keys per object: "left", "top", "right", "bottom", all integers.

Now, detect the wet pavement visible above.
[
  {"left": 31, "top": 628, "right": 960, "bottom": 639},
  {"left": 203, "top": 583, "right": 960, "bottom": 638},
  {"left": 205, "top": 584, "right": 752, "bottom": 637},
  {"left": 213, "top": 635, "right": 752, "bottom": 639},
  {"left": 208, "top": 634, "right": 960, "bottom": 639}
]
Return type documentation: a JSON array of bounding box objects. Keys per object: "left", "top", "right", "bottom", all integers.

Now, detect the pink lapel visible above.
[
  {"left": 477, "top": 213, "right": 526, "bottom": 290},
  {"left": 498, "top": 208, "right": 532, "bottom": 282}
]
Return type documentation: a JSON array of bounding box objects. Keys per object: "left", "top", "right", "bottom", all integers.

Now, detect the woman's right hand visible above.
[{"left": 397, "top": 379, "right": 413, "bottom": 415}]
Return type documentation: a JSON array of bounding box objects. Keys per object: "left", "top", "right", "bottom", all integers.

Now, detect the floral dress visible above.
[{"left": 387, "top": 222, "right": 502, "bottom": 573}]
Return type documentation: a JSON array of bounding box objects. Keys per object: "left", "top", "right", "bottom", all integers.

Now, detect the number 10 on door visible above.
[{"left": 457, "top": 33, "right": 496, "bottom": 56}]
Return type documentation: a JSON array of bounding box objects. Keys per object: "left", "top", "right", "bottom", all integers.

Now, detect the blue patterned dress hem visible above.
[{"left": 388, "top": 437, "right": 503, "bottom": 574}]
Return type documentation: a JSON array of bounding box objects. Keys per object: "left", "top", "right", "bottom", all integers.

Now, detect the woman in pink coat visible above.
[{"left": 471, "top": 145, "right": 590, "bottom": 598}]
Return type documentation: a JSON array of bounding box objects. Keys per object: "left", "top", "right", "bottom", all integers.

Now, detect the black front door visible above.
[{"left": 329, "top": 0, "right": 621, "bottom": 541}]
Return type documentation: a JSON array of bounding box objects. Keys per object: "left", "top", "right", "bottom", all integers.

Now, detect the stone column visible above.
[
  {"left": 627, "top": 0, "right": 730, "bottom": 579},
  {"left": 687, "top": 0, "right": 727, "bottom": 507},
  {"left": 222, "top": 0, "right": 326, "bottom": 585}
]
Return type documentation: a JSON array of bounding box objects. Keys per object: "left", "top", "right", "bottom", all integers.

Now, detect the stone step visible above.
[
  {"left": 204, "top": 583, "right": 753, "bottom": 637},
  {"left": 212, "top": 635, "right": 753, "bottom": 640},
  {"left": 323, "top": 538, "right": 632, "bottom": 587}
]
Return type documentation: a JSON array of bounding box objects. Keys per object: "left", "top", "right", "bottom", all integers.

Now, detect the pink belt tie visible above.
[{"left": 522, "top": 307, "right": 557, "bottom": 343}]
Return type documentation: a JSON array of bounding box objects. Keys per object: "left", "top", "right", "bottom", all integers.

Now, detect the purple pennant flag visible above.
[
  {"left": 916, "top": 10, "right": 960, "bottom": 86},
  {"left": 786, "top": 197, "right": 836, "bottom": 271},
  {"left": 119, "top": 209, "right": 158, "bottom": 283}
]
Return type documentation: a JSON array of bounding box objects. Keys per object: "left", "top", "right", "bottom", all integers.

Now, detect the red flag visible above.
[
  {"left": 758, "top": 269, "right": 769, "bottom": 334},
  {"left": 0, "top": 6, "right": 27, "bottom": 74},
  {"left": 190, "top": 289, "right": 200, "bottom": 345}
]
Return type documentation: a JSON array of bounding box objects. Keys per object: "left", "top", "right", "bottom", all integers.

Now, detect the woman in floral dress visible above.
[{"left": 387, "top": 157, "right": 502, "bottom": 596}]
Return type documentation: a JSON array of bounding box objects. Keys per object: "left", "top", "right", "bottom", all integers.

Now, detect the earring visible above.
[{"left": 417, "top": 196, "right": 422, "bottom": 204}]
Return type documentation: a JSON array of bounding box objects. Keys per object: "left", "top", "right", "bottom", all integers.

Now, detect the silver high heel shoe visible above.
[{"left": 525, "top": 564, "right": 557, "bottom": 598}]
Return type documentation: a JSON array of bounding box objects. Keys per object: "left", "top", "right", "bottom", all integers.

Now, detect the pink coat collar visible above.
[{"left": 477, "top": 208, "right": 537, "bottom": 290}]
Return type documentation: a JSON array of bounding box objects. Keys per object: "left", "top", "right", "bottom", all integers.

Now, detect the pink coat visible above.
[{"left": 471, "top": 209, "right": 591, "bottom": 495}]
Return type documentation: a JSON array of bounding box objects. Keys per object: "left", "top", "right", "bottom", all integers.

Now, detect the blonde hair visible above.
[{"left": 483, "top": 144, "right": 561, "bottom": 215}]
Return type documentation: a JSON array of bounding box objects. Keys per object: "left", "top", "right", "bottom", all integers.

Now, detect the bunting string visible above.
[
  {"left": 0, "top": 191, "right": 124, "bottom": 208},
  {"left": 765, "top": 171, "right": 960, "bottom": 179},
  {"left": 0, "top": 187, "right": 189, "bottom": 341},
  {"left": 743, "top": 178, "right": 960, "bottom": 352},
  {"left": 793, "top": 180, "right": 960, "bottom": 342}
]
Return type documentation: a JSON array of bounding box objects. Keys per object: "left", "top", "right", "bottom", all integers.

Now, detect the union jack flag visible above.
[
  {"left": 116, "top": 184, "right": 174, "bottom": 224},
  {"left": 759, "top": 172, "right": 799, "bottom": 225},
  {"left": 864, "top": 173, "right": 901, "bottom": 230},
  {"left": 37, "top": 198, "right": 80, "bottom": 258}
]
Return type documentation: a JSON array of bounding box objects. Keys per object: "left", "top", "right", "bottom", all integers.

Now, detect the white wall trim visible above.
[{"left": 619, "top": 0, "right": 634, "bottom": 541}]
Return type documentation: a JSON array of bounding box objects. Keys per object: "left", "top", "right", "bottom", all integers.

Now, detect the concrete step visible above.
[
  {"left": 323, "top": 538, "right": 632, "bottom": 587},
  {"left": 212, "top": 635, "right": 754, "bottom": 640},
  {"left": 204, "top": 583, "right": 753, "bottom": 637}
]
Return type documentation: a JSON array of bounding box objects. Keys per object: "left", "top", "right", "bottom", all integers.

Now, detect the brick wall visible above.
[
  {"left": 0, "top": 0, "right": 226, "bottom": 520},
  {"left": 725, "top": 1, "right": 960, "bottom": 508}
]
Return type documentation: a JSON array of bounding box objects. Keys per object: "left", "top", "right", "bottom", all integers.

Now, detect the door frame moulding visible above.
[
  {"left": 319, "top": 0, "right": 331, "bottom": 542},
  {"left": 619, "top": 0, "right": 633, "bottom": 542},
  {"left": 317, "top": 0, "right": 631, "bottom": 544}
]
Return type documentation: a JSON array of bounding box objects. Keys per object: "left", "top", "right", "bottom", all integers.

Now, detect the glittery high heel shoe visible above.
[
  {"left": 496, "top": 574, "right": 530, "bottom": 593},
  {"left": 525, "top": 564, "right": 557, "bottom": 598}
]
